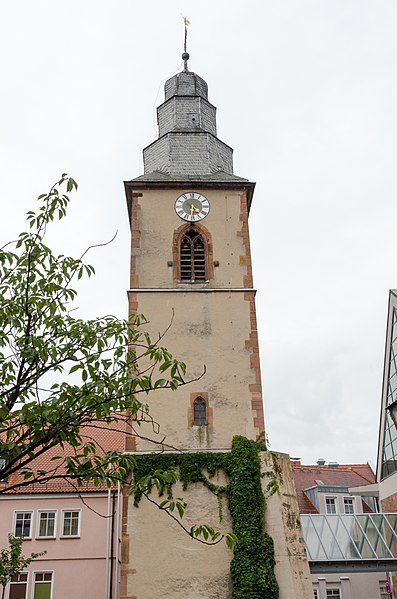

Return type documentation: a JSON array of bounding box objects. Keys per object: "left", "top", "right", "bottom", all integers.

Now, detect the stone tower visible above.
[
  {"left": 124, "top": 62, "right": 264, "bottom": 452},
  {"left": 121, "top": 53, "right": 313, "bottom": 599}
]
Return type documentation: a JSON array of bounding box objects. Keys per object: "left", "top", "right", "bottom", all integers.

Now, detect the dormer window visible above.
[
  {"left": 325, "top": 497, "right": 337, "bottom": 514},
  {"left": 343, "top": 498, "right": 354, "bottom": 514}
]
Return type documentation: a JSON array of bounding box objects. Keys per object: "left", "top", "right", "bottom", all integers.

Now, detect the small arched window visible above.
[
  {"left": 180, "top": 228, "right": 206, "bottom": 282},
  {"left": 193, "top": 396, "right": 207, "bottom": 426}
]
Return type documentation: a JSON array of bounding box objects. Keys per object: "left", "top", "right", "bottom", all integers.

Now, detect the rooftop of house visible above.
[
  {"left": 291, "top": 460, "right": 376, "bottom": 514},
  {"left": 2, "top": 418, "right": 127, "bottom": 495}
]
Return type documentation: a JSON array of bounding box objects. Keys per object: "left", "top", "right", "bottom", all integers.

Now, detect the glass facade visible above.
[
  {"left": 382, "top": 308, "right": 397, "bottom": 479},
  {"left": 301, "top": 513, "right": 397, "bottom": 561}
]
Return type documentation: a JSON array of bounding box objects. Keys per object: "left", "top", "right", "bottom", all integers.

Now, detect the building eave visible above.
[{"left": 348, "top": 483, "right": 379, "bottom": 497}]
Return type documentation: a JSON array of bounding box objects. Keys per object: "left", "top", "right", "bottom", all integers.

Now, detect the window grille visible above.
[
  {"left": 343, "top": 498, "right": 354, "bottom": 514},
  {"left": 325, "top": 497, "right": 337, "bottom": 514},
  {"left": 62, "top": 510, "right": 80, "bottom": 536},
  {"left": 33, "top": 572, "right": 52, "bottom": 599},
  {"left": 38, "top": 511, "right": 56, "bottom": 537},
  {"left": 180, "top": 228, "right": 206, "bottom": 282},
  {"left": 14, "top": 512, "right": 32, "bottom": 538},
  {"left": 193, "top": 397, "right": 207, "bottom": 426},
  {"left": 326, "top": 589, "right": 341, "bottom": 598},
  {"left": 9, "top": 573, "right": 28, "bottom": 599}
]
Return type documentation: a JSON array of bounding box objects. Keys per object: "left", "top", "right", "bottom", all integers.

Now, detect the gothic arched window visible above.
[
  {"left": 193, "top": 396, "right": 207, "bottom": 426},
  {"left": 173, "top": 223, "right": 214, "bottom": 283},
  {"left": 180, "top": 227, "right": 206, "bottom": 282}
]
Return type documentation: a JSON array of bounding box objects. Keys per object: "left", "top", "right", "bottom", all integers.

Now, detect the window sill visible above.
[
  {"left": 176, "top": 281, "right": 210, "bottom": 286},
  {"left": 59, "top": 535, "right": 80, "bottom": 539}
]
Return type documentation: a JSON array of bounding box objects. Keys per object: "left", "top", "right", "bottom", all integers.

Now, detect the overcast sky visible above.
[{"left": 1, "top": 1, "right": 396, "bottom": 468}]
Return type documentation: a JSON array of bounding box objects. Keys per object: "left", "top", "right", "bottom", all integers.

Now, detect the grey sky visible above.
[{"left": 1, "top": 0, "right": 396, "bottom": 467}]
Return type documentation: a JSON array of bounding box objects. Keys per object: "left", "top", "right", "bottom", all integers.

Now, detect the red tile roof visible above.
[
  {"left": 292, "top": 462, "right": 375, "bottom": 514},
  {"left": 2, "top": 420, "right": 127, "bottom": 494}
]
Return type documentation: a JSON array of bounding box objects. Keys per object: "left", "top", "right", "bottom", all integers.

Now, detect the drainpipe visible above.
[
  {"left": 105, "top": 484, "right": 112, "bottom": 599},
  {"left": 109, "top": 491, "right": 116, "bottom": 599},
  {"left": 114, "top": 482, "right": 121, "bottom": 599}
]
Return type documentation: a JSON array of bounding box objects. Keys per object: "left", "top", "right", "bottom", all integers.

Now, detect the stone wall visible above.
[{"left": 261, "top": 451, "right": 314, "bottom": 599}]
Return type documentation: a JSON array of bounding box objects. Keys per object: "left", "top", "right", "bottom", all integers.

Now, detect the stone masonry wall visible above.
[{"left": 262, "top": 451, "right": 314, "bottom": 599}]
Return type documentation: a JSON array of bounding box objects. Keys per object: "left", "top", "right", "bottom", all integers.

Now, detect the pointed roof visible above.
[{"left": 137, "top": 50, "right": 243, "bottom": 179}]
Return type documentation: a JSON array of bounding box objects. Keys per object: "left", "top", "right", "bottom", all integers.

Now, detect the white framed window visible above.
[
  {"left": 61, "top": 510, "right": 81, "bottom": 537},
  {"left": 8, "top": 572, "right": 28, "bottom": 599},
  {"left": 380, "top": 582, "right": 391, "bottom": 598},
  {"left": 37, "top": 511, "right": 56, "bottom": 538},
  {"left": 326, "top": 588, "right": 341, "bottom": 598},
  {"left": 13, "top": 512, "right": 33, "bottom": 538},
  {"left": 343, "top": 497, "right": 354, "bottom": 514},
  {"left": 325, "top": 497, "right": 337, "bottom": 514},
  {"left": 32, "top": 572, "right": 53, "bottom": 599}
]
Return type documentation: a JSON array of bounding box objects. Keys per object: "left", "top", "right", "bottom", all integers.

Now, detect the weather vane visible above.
[{"left": 181, "top": 15, "right": 190, "bottom": 72}]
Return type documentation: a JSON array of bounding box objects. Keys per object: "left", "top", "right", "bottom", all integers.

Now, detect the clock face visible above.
[{"left": 175, "top": 192, "right": 210, "bottom": 222}]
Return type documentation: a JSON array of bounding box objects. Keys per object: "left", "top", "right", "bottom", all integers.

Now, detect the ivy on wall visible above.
[
  {"left": 228, "top": 436, "right": 279, "bottom": 599},
  {"left": 133, "top": 436, "right": 279, "bottom": 599}
]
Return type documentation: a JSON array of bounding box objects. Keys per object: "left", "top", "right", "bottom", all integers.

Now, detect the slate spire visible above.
[{"left": 142, "top": 33, "right": 234, "bottom": 178}]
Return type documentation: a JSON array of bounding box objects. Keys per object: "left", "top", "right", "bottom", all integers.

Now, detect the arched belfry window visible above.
[
  {"left": 180, "top": 228, "right": 206, "bottom": 282},
  {"left": 173, "top": 223, "right": 214, "bottom": 283},
  {"left": 193, "top": 396, "right": 207, "bottom": 426}
]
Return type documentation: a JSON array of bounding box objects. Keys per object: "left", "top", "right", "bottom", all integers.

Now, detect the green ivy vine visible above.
[
  {"left": 132, "top": 435, "right": 279, "bottom": 599},
  {"left": 228, "top": 436, "right": 279, "bottom": 599}
]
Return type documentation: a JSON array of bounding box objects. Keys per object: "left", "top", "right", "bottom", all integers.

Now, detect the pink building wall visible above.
[{"left": 0, "top": 492, "right": 121, "bottom": 599}]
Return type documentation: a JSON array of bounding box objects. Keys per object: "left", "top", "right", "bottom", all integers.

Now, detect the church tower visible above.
[
  {"left": 121, "top": 44, "right": 313, "bottom": 599},
  {"left": 124, "top": 54, "right": 264, "bottom": 453}
]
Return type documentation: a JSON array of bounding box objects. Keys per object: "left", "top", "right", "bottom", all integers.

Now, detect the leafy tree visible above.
[
  {"left": 0, "top": 535, "right": 45, "bottom": 599},
  {"left": 0, "top": 175, "right": 232, "bottom": 548},
  {"left": 0, "top": 174, "right": 188, "bottom": 492}
]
